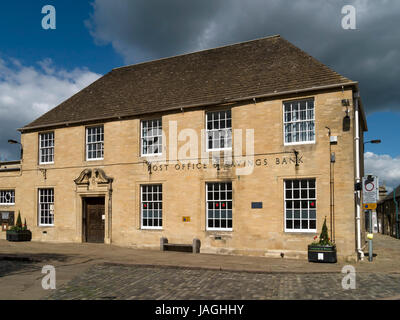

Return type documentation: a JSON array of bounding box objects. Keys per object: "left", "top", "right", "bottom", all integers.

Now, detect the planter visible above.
[
  {"left": 6, "top": 230, "right": 32, "bottom": 242},
  {"left": 308, "top": 244, "right": 337, "bottom": 263}
]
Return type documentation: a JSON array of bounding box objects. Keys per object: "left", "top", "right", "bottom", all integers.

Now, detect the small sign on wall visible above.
[
  {"left": 251, "top": 202, "right": 263, "bottom": 209},
  {"left": 1, "top": 211, "right": 14, "bottom": 226},
  {"left": 182, "top": 216, "right": 190, "bottom": 222}
]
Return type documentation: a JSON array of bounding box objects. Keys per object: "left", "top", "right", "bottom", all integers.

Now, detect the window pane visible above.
[
  {"left": 39, "top": 132, "right": 54, "bottom": 163},
  {"left": 141, "top": 185, "right": 162, "bottom": 228},
  {"left": 38, "top": 189, "right": 54, "bottom": 226},
  {"left": 283, "top": 99, "right": 314, "bottom": 143},
  {"left": 284, "top": 179, "right": 316, "bottom": 231},
  {"left": 141, "top": 120, "right": 162, "bottom": 155},
  {"left": 206, "top": 111, "right": 232, "bottom": 150},
  {"left": 206, "top": 182, "right": 232, "bottom": 230},
  {"left": 0, "top": 190, "right": 15, "bottom": 204},
  {"left": 86, "top": 126, "right": 104, "bottom": 159}
]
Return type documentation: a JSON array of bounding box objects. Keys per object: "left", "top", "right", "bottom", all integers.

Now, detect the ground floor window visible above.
[
  {"left": 141, "top": 184, "right": 162, "bottom": 229},
  {"left": 38, "top": 188, "right": 54, "bottom": 226},
  {"left": 284, "top": 179, "right": 316, "bottom": 232},
  {"left": 0, "top": 190, "right": 15, "bottom": 205},
  {"left": 206, "top": 182, "right": 232, "bottom": 230}
]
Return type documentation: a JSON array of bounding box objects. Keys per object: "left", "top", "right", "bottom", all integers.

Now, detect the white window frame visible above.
[
  {"left": 140, "top": 184, "right": 163, "bottom": 230},
  {"left": 284, "top": 179, "right": 316, "bottom": 233},
  {"left": 86, "top": 126, "right": 104, "bottom": 161},
  {"left": 206, "top": 110, "right": 232, "bottom": 152},
  {"left": 206, "top": 182, "right": 233, "bottom": 231},
  {"left": 39, "top": 132, "right": 55, "bottom": 164},
  {"left": 141, "top": 119, "right": 163, "bottom": 157},
  {"left": 283, "top": 99, "right": 315, "bottom": 146},
  {"left": 0, "top": 190, "right": 15, "bottom": 206},
  {"left": 38, "top": 188, "right": 54, "bottom": 227}
]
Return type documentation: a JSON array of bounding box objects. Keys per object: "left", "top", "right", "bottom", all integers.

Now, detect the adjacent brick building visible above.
[
  {"left": 377, "top": 185, "right": 399, "bottom": 238},
  {"left": 0, "top": 35, "right": 367, "bottom": 261}
]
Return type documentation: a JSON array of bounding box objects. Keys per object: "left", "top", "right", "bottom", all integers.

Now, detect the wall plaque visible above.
[
  {"left": 251, "top": 202, "right": 263, "bottom": 209},
  {"left": 1, "top": 211, "right": 14, "bottom": 225}
]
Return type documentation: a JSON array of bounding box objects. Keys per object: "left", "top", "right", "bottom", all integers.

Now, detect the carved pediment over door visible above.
[{"left": 74, "top": 168, "right": 113, "bottom": 190}]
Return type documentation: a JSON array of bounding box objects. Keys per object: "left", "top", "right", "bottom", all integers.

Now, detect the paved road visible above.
[
  {"left": 45, "top": 263, "right": 400, "bottom": 300},
  {"left": 1, "top": 234, "right": 400, "bottom": 300}
]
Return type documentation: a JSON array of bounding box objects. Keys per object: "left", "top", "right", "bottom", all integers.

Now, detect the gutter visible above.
[
  {"left": 0, "top": 160, "right": 21, "bottom": 166},
  {"left": 19, "top": 82, "right": 361, "bottom": 133},
  {"left": 0, "top": 168, "right": 20, "bottom": 172}
]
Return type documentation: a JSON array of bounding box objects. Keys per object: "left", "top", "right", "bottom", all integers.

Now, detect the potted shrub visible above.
[
  {"left": 308, "top": 217, "right": 337, "bottom": 263},
  {"left": 6, "top": 211, "right": 32, "bottom": 242}
]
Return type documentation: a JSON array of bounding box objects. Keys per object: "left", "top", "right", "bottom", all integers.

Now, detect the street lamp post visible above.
[
  {"left": 7, "top": 139, "right": 23, "bottom": 160},
  {"left": 364, "top": 139, "right": 381, "bottom": 145},
  {"left": 363, "top": 139, "right": 381, "bottom": 262}
]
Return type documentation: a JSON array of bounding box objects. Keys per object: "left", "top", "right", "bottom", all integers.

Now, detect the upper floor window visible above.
[
  {"left": 206, "top": 110, "right": 232, "bottom": 151},
  {"left": 284, "top": 179, "right": 316, "bottom": 232},
  {"left": 39, "top": 132, "right": 54, "bottom": 164},
  {"left": 86, "top": 126, "right": 104, "bottom": 160},
  {"left": 141, "top": 119, "right": 162, "bottom": 156},
  {"left": 283, "top": 99, "right": 315, "bottom": 145},
  {"left": 0, "top": 190, "right": 15, "bottom": 205},
  {"left": 206, "top": 182, "right": 233, "bottom": 231}
]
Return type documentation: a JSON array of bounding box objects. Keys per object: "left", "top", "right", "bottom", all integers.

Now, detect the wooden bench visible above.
[{"left": 160, "top": 238, "right": 200, "bottom": 253}]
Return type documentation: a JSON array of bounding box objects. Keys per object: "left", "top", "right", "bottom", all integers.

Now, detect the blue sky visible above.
[
  {"left": 0, "top": 1, "right": 121, "bottom": 74},
  {"left": 364, "top": 112, "right": 399, "bottom": 157},
  {"left": 0, "top": 0, "right": 399, "bottom": 190}
]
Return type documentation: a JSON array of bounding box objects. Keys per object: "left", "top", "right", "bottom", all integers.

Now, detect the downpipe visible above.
[{"left": 354, "top": 92, "right": 364, "bottom": 260}]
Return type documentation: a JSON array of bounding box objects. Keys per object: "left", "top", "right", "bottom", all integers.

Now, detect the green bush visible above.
[
  {"left": 9, "top": 211, "right": 29, "bottom": 232},
  {"left": 311, "top": 217, "right": 335, "bottom": 246}
]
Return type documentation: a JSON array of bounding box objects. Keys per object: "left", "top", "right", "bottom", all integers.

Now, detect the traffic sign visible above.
[
  {"left": 363, "top": 203, "right": 377, "bottom": 210},
  {"left": 362, "top": 175, "right": 379, "bottom": 204}
]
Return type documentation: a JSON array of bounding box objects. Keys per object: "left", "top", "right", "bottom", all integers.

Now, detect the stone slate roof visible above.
[{"left": 22, "top": 35, "right": 356, "bottom": 131}]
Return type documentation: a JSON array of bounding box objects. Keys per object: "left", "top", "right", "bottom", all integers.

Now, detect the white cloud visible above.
[
  {"left": 364, "top": 151, "right": 400, "bottom": 192},
  {"left": 0, "top": 57, "right": 101, "bottom": 160}
]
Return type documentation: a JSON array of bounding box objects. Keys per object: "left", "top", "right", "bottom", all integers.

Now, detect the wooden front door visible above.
[{"left": 85, "top": 197, "right": 105, "bottom": 243}]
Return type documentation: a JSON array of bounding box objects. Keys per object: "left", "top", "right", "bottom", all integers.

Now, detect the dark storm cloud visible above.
[{"left": 86, "top": 0, "right": 400, "bottom": 114}]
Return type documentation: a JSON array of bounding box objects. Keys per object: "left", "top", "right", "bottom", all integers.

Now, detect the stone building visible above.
[
  {"left": 377, "top": 185, "right": 399, "bottom": 238},
  {"left": 0, "top": 35, "right": 368, "bottom": 261}
]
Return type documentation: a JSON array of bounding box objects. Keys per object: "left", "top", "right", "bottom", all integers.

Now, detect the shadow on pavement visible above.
[{"left": 0, "top": 253, "right": 72, "bottom": 277}]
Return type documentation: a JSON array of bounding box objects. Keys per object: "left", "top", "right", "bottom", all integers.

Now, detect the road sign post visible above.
[
  {"left": 362, "top": 175, "right": 378, "bottom": 262},
  {"left": 368, "top": 210, "right": 373, "bottom": 262},
  {"left": 362, "top": 175, "right": 379, "bottom": 204}
]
